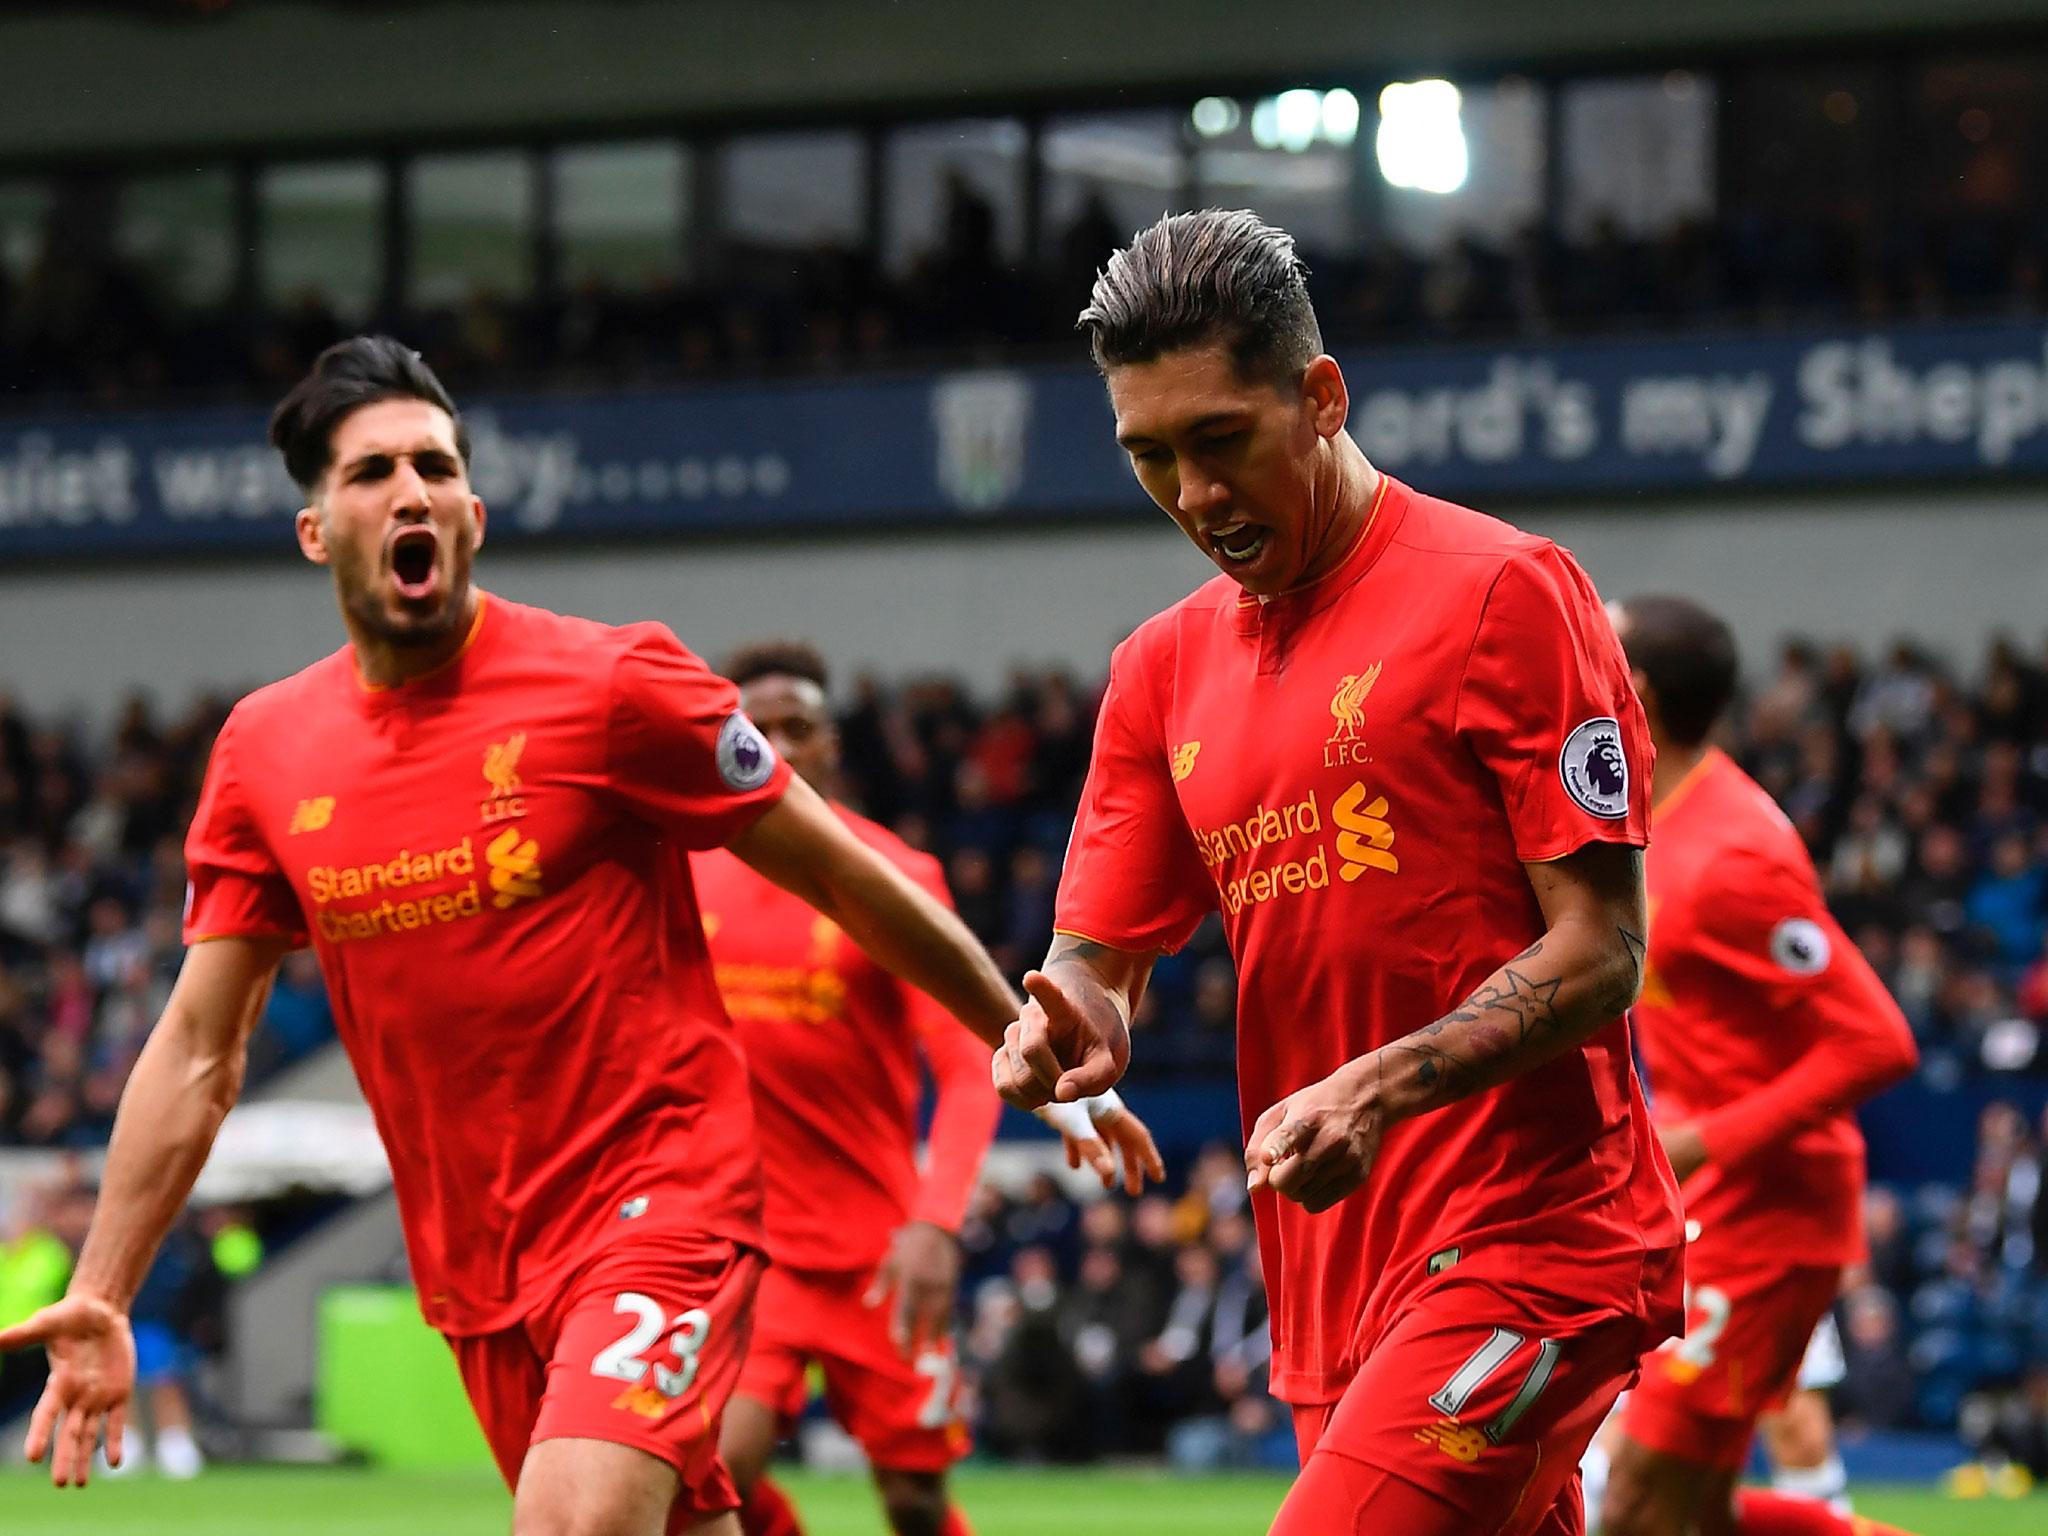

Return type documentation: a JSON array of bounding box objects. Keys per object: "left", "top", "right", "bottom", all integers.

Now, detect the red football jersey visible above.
[
  {"left": 691, "top": 806, "right": 1000, "bottom": 1273},
  {"left": 1634, "top": 748, "right": 1917, "bottom": 1267},
  {"left": 1057, "top": 477, "right": 1684, "bottom": 1404},
  {"left": 183, "top": 595, "right": 791, "bottom": 1335}
]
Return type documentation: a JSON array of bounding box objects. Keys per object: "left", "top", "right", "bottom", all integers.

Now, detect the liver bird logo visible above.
[
  {"left": 1328, "top": 663, "right": 1383, "bottom": 743},
  {"left": 483, "top": 732, "right": 527, "bottom": 796}
]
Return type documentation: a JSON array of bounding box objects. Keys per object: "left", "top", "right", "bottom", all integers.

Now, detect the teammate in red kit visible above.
[
  {"left": 692, "top": 640, "right": 1161, "bottom": 1536},
  {"left": 0, "top": 339, "right": 1032, "bottom": 1536},
  {"left": 1597, "top": 596, "right": 1919, "bottom": 1536},
  {"left": 992, "top": 209, "right": 1685, "bottom": 1535}
]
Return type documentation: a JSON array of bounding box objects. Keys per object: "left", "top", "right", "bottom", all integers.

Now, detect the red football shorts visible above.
[
  {"left": 1622, "top": 1259, "right": 1843, "bottom": 1470},
  {"left": 735, "top": 1261, "right": 970, "bottom": 1473},
  {"left": 450, "top": 1233, "right": 764, "bottom": 1528},
  {"left": 1280, "top": 1275, "right": 1653, "bottom": 1536}
]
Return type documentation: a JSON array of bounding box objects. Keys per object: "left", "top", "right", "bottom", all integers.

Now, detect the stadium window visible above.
[
  {"left": 259, "top": 160, "right": 384, "bottom": 323},
  {"left": 1040, "top": 111, "right": 1187, "bottom": 270},
  {"left": 1722, "top": 63, "right": 1895, "bottom": 223},
  {"left": 1560, "top": 73, "right": 1715, "bottom": 239},
  {"left": 409, "top": 151, "right": 536, "bottom": 309},
  {"left": 116, "top": 169, "right": 236, "bottom": 308},
  {"left": 1909, "top": 54, "right": 2047, "bottom": 221},
  {"left": 717, "top": 130, "right": 867, "bottom": 252},
  {"left": 881, "top": 118, "right": 1029, "bottom": 278},
  {"left": 0, "top": 178, "right": 49, "bottom": 281},
  {"left": 1378, "top": 77, "right": 1546, "bottom": 254},
  {"left": 1192, "top": 92, "right": 1358, "bottom": 258},
  {"left": 554, "top": 140, "right": 690, "bottom": 287}
]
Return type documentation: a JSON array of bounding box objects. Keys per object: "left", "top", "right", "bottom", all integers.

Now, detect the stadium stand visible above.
[{"left": 4, "top": 628, "right": 2045, "bottom": 1460}]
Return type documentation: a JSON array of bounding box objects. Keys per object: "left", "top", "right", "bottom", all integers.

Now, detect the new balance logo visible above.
[
  {"left": 1170, "top": 742, "right": 1202, "bottom": 782},
  {"left": 1414, "top": 1417, "right": 1488, "bottom": 1463},
  {"left": 288, "top": 797, "right": 336, "bottom": 835}
]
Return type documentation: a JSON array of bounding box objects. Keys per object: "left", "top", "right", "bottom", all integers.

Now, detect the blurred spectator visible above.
[
  {"left": 0, "top": 1160, "right": 81, "bottom": 1414},
  {"left": 1836, "top": 1286, "right": 1916, "bottom": 1430}
]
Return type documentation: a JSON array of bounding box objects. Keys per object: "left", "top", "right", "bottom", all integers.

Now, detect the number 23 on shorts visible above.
[{"left": 592, "top": 1292, "right": 713, "bottom": 1400}]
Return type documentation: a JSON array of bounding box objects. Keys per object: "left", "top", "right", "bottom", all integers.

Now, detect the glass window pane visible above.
[
  {"left": 0, "top": 179, "right": 50, "bottom": 280},
  {"left": 882, "top": 118, "right": 1028, "bottom": 277},
  {"left": 1042, "top": 111, "right": 1184, "bottom": 269},
  {"left": 1725, "top": 64, "right": 1893, "bottom": 222},
  {"left": 410, "top": 151, "right": 534, "bottom": 307},
  {"left": 1193, "top": 95, "right": 1356, "bottom": 257},
  {"left": 260, "top": 161, "right": 383, "bottom": 322},
  {"left": 556, "top": 140, "right": 688, "bottom": 286},
  {"left": 118, "top": 170, "right": 235, "bottom": 306},
  {"left": 1381, "top": 79, "right": 1546, "bottom": 253},
  {"left": 1911, "top": 54, "right": 2048, "bottom": 219},
  {"left": 719, "top": 132, "right": 865, "bottom": 250},
  {"left": 1562, "top": 73, "right": 1715, "bottom": 239}
]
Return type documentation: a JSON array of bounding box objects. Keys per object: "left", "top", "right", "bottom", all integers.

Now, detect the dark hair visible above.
[
  {"left": 268, "top": 335, "right": 469, "bottom": 493},
  {"left": 1077, "top": 209, "right": 1323, "bottom": 386},
  {"left": 724, "top": 638, "right": 829, "bottom": 693},
  {"left": 1618, "top": 595, "right": 1739, "bottom": 747}
]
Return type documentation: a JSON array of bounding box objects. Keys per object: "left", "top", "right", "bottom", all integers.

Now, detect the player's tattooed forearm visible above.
[
  {"left": 1603, "top": 923, "right": 1649, "bottom": 1013},
  {"left": 1440, "top": 967, "right": 1566, "bottom": 1043},
  {"left": 1616, "top": 924, "right": 1646, "bottom": 977},
  {"left": 1045, "top": 935, "right": 1116, "bottom": 968},
  {"left": 1389, "top": 966, "right": 1570, "bottom": 1107}
]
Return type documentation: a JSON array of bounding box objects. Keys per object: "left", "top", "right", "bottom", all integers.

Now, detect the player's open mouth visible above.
[
  {"left": 388, "top": 526, "right": 440, "bottom": 599},
  {"left": 1209, "top": 522, "right": 1269, "bottom": 566}
]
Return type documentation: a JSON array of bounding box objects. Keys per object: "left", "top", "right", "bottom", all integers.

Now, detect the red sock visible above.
[
  {"left": 739, "top": 1476, "right": 806, "bottom": 1536},
  {"left": 1734, "top": 1489, "right": 1912, "bottom": 1536},
  {"left": 938, "top": 1508, "right": 976, "bottom": 1536}
]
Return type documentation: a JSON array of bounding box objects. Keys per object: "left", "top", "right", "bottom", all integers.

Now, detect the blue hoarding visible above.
[{"left": 5, "top": 318, "right": 2048, "bottom": 561}]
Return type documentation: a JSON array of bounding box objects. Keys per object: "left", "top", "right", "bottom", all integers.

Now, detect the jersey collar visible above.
[
  {"left": 1232, "top": 472, "right": 1407, "bottom": 634},
  {"left": 351, "top": 590, "right": 496, "bottom": 706},
  {"left": 1653, "top": 745, "right": 1724, "bottom": 822}
]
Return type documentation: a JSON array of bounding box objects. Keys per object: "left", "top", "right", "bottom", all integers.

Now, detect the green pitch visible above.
[{"left": 0, "top": 1465, "right": 2036, "bottom": 1534}]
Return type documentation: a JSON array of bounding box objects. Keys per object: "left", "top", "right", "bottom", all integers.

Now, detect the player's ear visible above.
[
  {"left": 469, "top": 495, "right": 487, "bottom": 553},
  {"left": 294, "top": 504, "right": 330, "bottom": 567},
  {"left": 1301, "top": 355, "right": 1348, "bottom": 440},
  {"left": 1630, "top": 667, "right": 1663, "bottom": 735}
]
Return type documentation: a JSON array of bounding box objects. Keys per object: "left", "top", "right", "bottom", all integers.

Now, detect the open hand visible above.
[
  {"left": 1055, "top": 1101, "right": 1167, "bottom": 1196},
  {"left": 863, "top": 1221, "right": 962, "bottom": 1359},
  {"left": 0, "top": 1293, "right": 137, "bottom": 1487},
  {"left": 991, "top": 968, "right": 1130, "bottom": 1110}
]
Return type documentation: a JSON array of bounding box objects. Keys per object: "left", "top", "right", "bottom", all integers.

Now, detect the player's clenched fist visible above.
[
  {"left": 990, "top": 968, "right": 1131, "bottom": 1110},
  {"left": 0, "top": 1293, "right": 137, "bottom": 1487},
  {"left": 1245, "top": 1059, "right": 1387, "bottom": 1214}
]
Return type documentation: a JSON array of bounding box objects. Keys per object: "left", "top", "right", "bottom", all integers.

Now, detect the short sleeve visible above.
[
  {"left": 1687, "top": 846, "right": 1875, "bottom": 1015},
  {"left": 1454, "top": 545, "right": 1652, "bottom": 862},
  {"left": 183, "top": 713, "right": 308, "bottom": 946},
  {"left": 604, "top": 625, "right": 792, "bottom": 849},
  {"left": 1054, "top": 642, "right": 1214, "bottom": 954}
]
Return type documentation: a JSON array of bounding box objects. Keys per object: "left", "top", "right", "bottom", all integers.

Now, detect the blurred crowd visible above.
[
  {"left": 3, "top": 620, "right": 2048, "bottom": 1456},
  {"left": 8, "top": 181, "right": 2048, "bottom": 411},
  {"left": 3, "top": 626, "right": 2047, "bottom": 1132},
  {"left": 950, "top": 1148, "right": 1283, "bottom": 1469},
  {"left": 0, "top": 689, "right": 334, "bottom": 1148}
]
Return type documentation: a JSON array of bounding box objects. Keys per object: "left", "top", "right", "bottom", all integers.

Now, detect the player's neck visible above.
[
  {"left": 348, "top": 588, "right": 484, "bottom": 688},
  {"left": 1287, "top": 442, "right": 1381, "bottom": 595},
  {"left": 1650, "top": 739, "right": 1711, "bottom": 809}
]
